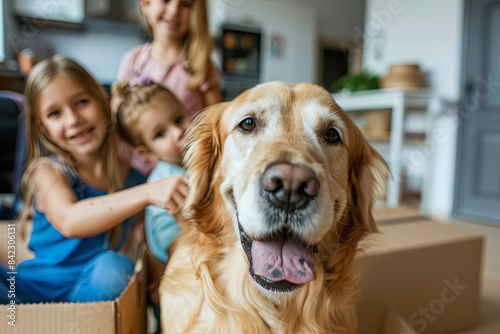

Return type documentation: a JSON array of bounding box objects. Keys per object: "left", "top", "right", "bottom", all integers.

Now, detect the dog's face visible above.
[{"left": 184, "top": 82, "right": 384, "bottom": 296}]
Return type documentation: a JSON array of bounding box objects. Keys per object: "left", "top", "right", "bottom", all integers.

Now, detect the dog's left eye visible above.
[
  {"left": 324, "top": 128, "right": 341, "bottom": 144},
  {"left": 238, "top": 117, "right": 257, "bottom": 132}
]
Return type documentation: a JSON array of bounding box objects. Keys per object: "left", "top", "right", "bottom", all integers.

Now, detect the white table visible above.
[{"left": 332, "top": 89, "right": 430, "bottom": 208}]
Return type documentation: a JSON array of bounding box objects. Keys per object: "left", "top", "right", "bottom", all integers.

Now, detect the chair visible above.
[{"left": 0, "top": 93, "right": 26, "bottom": 219}]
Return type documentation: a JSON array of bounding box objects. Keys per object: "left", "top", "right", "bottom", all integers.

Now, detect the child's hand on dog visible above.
[{"left": 148, "top": 175, "right": 189, "bottom": 214}]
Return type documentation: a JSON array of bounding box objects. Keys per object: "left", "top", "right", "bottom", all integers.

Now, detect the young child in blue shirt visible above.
[{"left": 112, "top": 78, "right": 192, "bottom": 330}]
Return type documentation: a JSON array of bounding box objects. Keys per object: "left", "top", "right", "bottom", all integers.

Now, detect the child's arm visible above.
[{"left": 32, "top": 165, "right": 189, "bottom": 239}]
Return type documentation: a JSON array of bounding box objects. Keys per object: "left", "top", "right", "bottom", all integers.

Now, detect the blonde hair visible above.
[
  {"left": 112, "top": 80, "right": 180, "bottom": 147},
  {"left": 19, "top": 55, "right": 123, "bottom": 227},
  {"left": 140, "top": 0, "right": 214, "bottom": 90}
]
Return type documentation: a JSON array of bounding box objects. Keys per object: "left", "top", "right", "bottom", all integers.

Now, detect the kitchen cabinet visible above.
[
  {"left": 14, "top": 0, "right": 85, "bottom": 25},
  {"left": 13, "top": 0, "right": 141, "bottom": 26},
  {"left": 85, "top": 0, "right": 141, "bottom": 23}
]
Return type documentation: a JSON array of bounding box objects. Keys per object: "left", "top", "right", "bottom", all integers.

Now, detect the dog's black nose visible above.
[{"left": 261, "top": 163, "right": 319, "bottom": 211}]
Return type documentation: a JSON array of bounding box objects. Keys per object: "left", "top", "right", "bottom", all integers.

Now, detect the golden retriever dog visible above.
[{"left": 159, "top": 81, "right": 386, "bottom": 333}]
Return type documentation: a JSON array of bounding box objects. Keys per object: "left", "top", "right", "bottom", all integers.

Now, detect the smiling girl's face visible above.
[
  {"left": 37, "top": 73, "right": 108, "bottom": 158},
  {"left": 141, "top": 0, "right": 194, "bottom": 42},
  {"left": 134, "top": 91, "right": 190, "bottom": 166}
]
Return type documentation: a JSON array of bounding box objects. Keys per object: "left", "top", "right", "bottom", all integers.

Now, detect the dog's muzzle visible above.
[
  {"left": 260, "top": 162, "right": 319, "bottom": 211},
  {"left": 237, "top": 162, "right": 320, "bottom": 292}
]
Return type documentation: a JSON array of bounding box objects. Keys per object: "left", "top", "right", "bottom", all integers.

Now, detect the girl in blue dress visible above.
[{"left": 0, "top": 55, "right": 189, "bottom": 304}]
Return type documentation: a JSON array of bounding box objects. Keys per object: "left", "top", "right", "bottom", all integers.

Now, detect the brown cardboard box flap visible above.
[
  {"left": 373, "top": 204, "right": 425, "bottom": 224},
  {"left": 116, "top": 253, "right": 148, "bottom": 334},
  {"left": 383, "top": 307, "right": 418, "bottom": 334},
  {"left": 356, "top": 219, "right": 483, "bottom": 334},
  {"left": 362, "top": 219, "right": 484, "bottom": 256},
  {"left": 2, "top": 300, "right": 117, "bottom": 333},
  {"left": 0, "top": 233, "right": 148, "bottom": 334}
]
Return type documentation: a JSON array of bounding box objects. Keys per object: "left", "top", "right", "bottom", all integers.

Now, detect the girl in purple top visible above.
[{"left": 118, "top": 0, "right": 223, "bottom": 120}]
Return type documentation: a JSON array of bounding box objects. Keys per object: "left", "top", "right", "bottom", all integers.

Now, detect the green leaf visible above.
[{"left": 329, "top": 71, "right": 381, "bottom": 93}]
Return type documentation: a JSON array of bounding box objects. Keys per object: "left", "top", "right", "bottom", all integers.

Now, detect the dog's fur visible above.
[{"left": 159, "top": 82, "right": 387, "bottom": 333}]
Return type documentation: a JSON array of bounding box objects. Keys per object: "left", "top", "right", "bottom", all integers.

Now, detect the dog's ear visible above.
[
  {"left": 347, "top": 123, "right": 388, "bottom": 233},
  {"left": 183, "top": 102, "right": 230, "bottom": 215}
]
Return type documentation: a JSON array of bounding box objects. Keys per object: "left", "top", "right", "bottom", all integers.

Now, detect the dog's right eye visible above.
[
  {"left": 324, "top": 128, "right": 341, "bottom": 144},
  {"left": 238, "top": 117, "right": 257, "bottom": 133}
]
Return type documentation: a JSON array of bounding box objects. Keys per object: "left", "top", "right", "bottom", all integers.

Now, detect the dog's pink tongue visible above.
[{"left": 251, "top": 236, "right": 315, "bottom": 284}]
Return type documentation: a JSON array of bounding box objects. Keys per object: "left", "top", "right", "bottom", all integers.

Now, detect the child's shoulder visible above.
[
  {"left": 123, "top": 43, "right": 150, "bottom": 57},
  {"left": 147, "top": 161, "right": 185, "bottom": 183},
  {"left": 31, "top": 163, "right": 64, "bottom": 182},
  {"left": 118, "top": 43, "right": 152, "bottom": 79},
  {"left": 30, "top": 158, "right": 72, "bottom": 192}
]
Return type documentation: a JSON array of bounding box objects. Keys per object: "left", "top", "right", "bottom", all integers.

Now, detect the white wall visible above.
[
  {"left": 28, "top": 26, "right": 145, "bottom": 83},
  {"left": 266, "top": 0, "right": 366, "bottom": 41},
  {"left": 363, "top": 0, "right": 463, "bottom": 99},
  {"left": 363, "top": 0, "right": 465, "bottom": 216},
  {"left": 209, "top": 0, "right": 317, "bottom": 84}
]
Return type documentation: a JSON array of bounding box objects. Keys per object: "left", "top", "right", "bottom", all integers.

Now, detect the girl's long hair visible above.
[
  {"left": 140, "top": 0, "right": 213, "bottom": 90},
  {"left": 19, "top": 55, "right": 123, "bottom": 231}
]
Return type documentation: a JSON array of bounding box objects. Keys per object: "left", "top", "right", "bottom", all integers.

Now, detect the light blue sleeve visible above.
[
  {"left": 145, "top": 205, "right": 179, "bottom": 263},
  {"left": 145, "top": 162, "right": 186, "bottom": 263}
]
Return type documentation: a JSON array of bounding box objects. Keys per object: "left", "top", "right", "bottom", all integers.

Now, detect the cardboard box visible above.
[
  {"left": 355, "top": 219, "right": 483, "bottom": 334},
  {"left": 373, "top": 204, "right": 425, "bottom": 224},
  {"left": 0, "top": 221, "right": 147, "bottom": 334},
  {"left": 0, "top": 220, "right": 34, "bottom": 266},
  {"left": 382, "top": 308, "right": 418, "bottom": 334}
]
